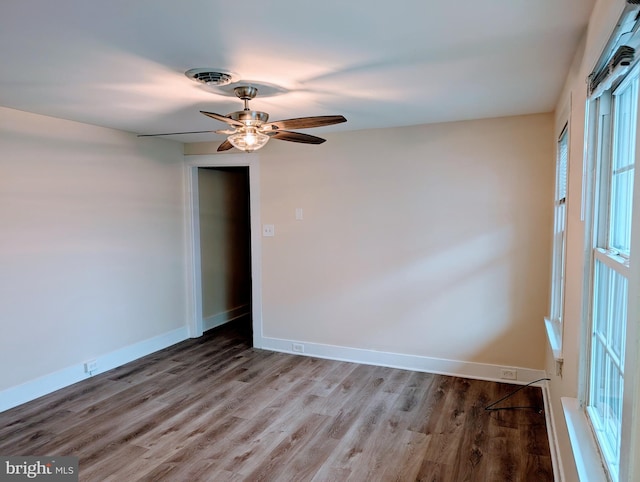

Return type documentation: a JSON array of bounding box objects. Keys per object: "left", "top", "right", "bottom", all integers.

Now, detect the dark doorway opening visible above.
[{"left": 197, "top": 166, "right": 252, "bottom": 344}]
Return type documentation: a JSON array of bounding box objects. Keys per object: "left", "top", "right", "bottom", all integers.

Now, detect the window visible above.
[
  {"left": 546, "top": 125, "right": 569, "bottom": 357},
  {"left": 584, "top": 59, "right": 638, "bottom": 482},
  {"left": 609, "top": 79, "right": 636, "bottom": 257}
]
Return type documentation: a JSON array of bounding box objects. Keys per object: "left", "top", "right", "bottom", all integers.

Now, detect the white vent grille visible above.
[{"left": 185, "top": 69, "right": 236, "bottom": 86}]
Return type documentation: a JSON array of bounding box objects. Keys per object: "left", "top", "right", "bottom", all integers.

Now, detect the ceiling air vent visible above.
[{"left": 185, "top": 68, "right": 237, "bottom": 86}]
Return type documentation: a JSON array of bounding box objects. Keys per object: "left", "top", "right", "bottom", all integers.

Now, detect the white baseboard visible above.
[
  {"left": 260, "top": 336, "right": 547, "bottom": 385},
  {"left": 1, "top": 327, "right": 547, "bottom": 416},
  {"left": 203, "top": 304, "right": 250, "bottom": 332},
  {"left": 0, "top": 326, "right": 189, "bottom": 414}
]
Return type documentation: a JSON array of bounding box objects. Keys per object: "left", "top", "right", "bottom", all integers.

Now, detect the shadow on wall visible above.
[{"left": 268, "top": 219, "right": 548, "bottom": 369}]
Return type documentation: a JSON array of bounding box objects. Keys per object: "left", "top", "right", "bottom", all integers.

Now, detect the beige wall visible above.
[
  {"left": 198, "top": 167, "right": 251, "bottom": 320},
  {"left": 192, "top": 113, "right": 554, "bottom": 369},
  {"left": 1, "top": 104, "right": 554, "bottom": 404},
  {"left": 0, "top": 106, "right": 186, "bottom": 391}
]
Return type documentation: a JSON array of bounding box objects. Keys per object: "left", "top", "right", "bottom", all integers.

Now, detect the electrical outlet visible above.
[
  {"left": 292, "top": 343, "right": 304, "bottom": 353},
  {"left": 500, "top": 368, "right": 517, "bottom": 380},
  {"left": 84, "top": 360, "right": 98, "bottom": 373},
  {"left": 263, "top": 224, "right": 275, "bottom": 237}
]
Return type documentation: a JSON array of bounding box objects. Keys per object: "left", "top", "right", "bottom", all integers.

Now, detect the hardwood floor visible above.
[{"left": 0, "top": 318, "right": 552, "bottom": 481}]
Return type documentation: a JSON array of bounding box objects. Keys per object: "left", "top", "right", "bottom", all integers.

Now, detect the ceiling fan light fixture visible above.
[
  {"left": 228, "top": 128, "right": 269, "bottom": 152},
  {"left": 139, "top": 82, "right": 346, "bottom": 149}
]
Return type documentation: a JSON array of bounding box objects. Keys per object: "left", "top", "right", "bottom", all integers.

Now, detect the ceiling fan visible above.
[{"left": 139, "top": 86, "right": 347, "bottom": 153}]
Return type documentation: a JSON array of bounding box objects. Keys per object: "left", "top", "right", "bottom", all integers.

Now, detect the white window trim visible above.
[
  {"left": 545, "top": 123, "right": 569, "bottom": 370},
  {"left": 618, "top": 65, "right": 640, "bottom": 482},
  {"left": 562, "top": 397, "right": 609, "bottom": 482},
  {"left": 574, "top": 58, "right": 640, "bottom": 482},
  {"left": 560, "top": 94, "right": 612, "bottom": 482},
  {"left": 544, "top": 317, "right": 563, "bottom": 363}
]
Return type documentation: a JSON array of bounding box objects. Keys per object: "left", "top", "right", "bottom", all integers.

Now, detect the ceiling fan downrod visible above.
[{"left": 234, "top": 86, "right": 258, "bottom": 111}]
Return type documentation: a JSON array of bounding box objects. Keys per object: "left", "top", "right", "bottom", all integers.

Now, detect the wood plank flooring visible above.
[{"left": 0, "top": 318, "right": 552, "bottom": 481}]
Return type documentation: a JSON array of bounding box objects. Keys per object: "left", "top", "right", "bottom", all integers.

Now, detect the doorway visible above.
[
  {"left": 184, "top": 154, "right": 263, "bottom": 348},
  {"left": 198, "top": 166, "right": 252, "bottom": 341}
]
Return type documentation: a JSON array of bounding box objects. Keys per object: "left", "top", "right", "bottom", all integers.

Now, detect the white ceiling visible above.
[{"left": 0, "top": 0, "right": 595, "bottom": 143}]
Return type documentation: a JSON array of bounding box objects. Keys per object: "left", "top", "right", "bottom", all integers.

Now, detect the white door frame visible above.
[{"left": 184, "top": 153, "right": 263, "bottom": 348}]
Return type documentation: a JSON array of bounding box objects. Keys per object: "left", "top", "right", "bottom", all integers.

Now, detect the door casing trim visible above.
[{"left": 183, "top": 153, "right": 263, "bottom": 348}]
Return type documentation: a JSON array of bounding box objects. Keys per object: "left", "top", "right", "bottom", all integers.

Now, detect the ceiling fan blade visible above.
[
  {"left": 263, "top": 115, "right": 346, "bottom": 131},
  {"left": 270, "top": 130, "right": 326, "bottom": 144},
  {"left": 217, "top": 139, "right": 234, "bottom": 152},
  {"left": 137, "top": 130, "right": 215, "bottom": 137},
  {"left": 200, "top": 111, "right": 245, "bottom": 127}
]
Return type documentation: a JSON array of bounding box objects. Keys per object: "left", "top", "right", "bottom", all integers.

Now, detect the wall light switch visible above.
[
  {"left": 263, "top": 224, "right": 275, "bottom": 237},
  {"left": 295, "top": 208, "right": 303, "bottom": 220}
]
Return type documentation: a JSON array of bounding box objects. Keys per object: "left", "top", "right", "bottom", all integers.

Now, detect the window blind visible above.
[{"left": 588, "top": 1, "right": 640, "bottom": 98}]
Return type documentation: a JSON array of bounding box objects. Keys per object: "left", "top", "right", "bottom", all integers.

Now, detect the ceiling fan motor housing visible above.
[{"left": 229, "top": 110, "right": 269, "bottom": 126}]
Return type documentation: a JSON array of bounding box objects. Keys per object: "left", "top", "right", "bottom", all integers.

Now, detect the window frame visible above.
[
  {"left": 545, "top": 123, "right": 570, "bottom": 364},
  {"left": 581, "top": 61, "right": 639, "bottom": 482}
]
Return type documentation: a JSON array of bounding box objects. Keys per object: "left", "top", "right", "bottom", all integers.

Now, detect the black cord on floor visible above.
[{"left": 484, "top": 377, "right": 551, "bottom": 413}]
